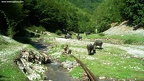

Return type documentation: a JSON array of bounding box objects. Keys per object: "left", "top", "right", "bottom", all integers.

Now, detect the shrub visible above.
[
  {"left": 55, "top": 30, "right": 62, "bottom": 35},
  {"left": 98, "top": 33, "right": 105, "bottom": 36},
  {"left": 124, "top": 39, "right": 134, "bottom": 44},
  {"left": 0, "top": 10, "right": 22, "bottom": 38}
]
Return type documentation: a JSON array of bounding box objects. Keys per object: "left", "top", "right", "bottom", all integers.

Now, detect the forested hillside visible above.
[
  {"left": 93, "top": 0, "right": 125, "bottom": 32},
  {"left": 68, "top": 0, "right": 104, "bottom": 13},
  {"left": 0, "top": 0, "right": 144, "bottom": 38},
  {"left": 93, "top": 0, "right": 144, "bottom": 32}
]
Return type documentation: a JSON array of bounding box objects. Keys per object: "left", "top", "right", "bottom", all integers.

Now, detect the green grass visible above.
[
  {"left": 0, "top": 41, "right": 44, "bottom": 81},
  {"left": 42, "top": 31, "right": 144, "bottom": 80},
  {"left": 69, "top": 66, "right": 85, "bottom": 78},
  {"left": 71, "top": 47, "right": 144, "bottom": 80},
  {"left": 0, "top": 50, "right": 29, "bottom": 81},
  {"left": 59, "top": 55, "right": 75, "bottom": 62},
  {"left": 0, "top": 61, "right": 29, "bottom": 81},
  {"left": 79, "top": 33, "right": 144, "bottom": 45},
  {"left": 48, "top": 44, "right": 75, "bottom": 62},
  {"left": 0, "top": 35, "right": 30, "bottom": 81},
  {"left": 0, "top": 32, "right": 86, "bottom": 81},
  {"left": 46, "top": 32, "right": 144, "bottom": 80},
  {"left": 108, "top": 34, "right": 144, "bottom": 44},
  {"left": 81, "top": 33, "right": 103, "bottom": 39}
]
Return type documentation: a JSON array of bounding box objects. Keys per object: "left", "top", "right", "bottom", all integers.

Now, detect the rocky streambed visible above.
[
  {"left": 14, "top": 49, "right": 51, "bottom": 81},
  {"left": 35, "top": 40, "right": 81, "bottom": 81},
  {"left": 15, "top": 39, "right": 82, "bottom": 81}
]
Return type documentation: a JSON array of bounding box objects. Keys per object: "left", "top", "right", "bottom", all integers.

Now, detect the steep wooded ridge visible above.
[
  {"left": 0, "top": 0, "right": 144, "bottom": 38},
  {"left": 68, "top": 0, "right": 104, "bottom": 13}
]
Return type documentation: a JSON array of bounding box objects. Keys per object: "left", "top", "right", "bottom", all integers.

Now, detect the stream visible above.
[{"left": 32, "top": 40, "right": 80, "bottom": 81}]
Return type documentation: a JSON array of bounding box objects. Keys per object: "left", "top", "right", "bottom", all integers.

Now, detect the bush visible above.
[
  {"left": 124, "top": 39, "right": 134, "bottom": 44},
  {"left": 55, "top": 30, "right": 62, "bottom": 35},
  {"left": 98, "top": 33, "right": 105, "bottom": 36}
]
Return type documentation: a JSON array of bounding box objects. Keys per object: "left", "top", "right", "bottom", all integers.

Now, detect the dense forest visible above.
[{"left": 0, "top": 0, "right": 144, "bottom": 38}]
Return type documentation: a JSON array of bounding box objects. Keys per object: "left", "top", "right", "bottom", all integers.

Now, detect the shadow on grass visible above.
[
  {"left": 88, "top": 50, "right": 96, "bottom": 55},
  {"left": 88, "top": 47, "right": 103, "bottom": 55},
  {"left": 96, "top": 47, "right": 103, "bottom": 50},
  {"left": 0, "top": 75, "right": 9, "bottom": 81},
  {"left": 13, "top": 37, "right": 48, "bottom": 52}
]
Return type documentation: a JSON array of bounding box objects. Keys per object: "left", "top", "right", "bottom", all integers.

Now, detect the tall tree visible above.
[
  {"left": 93, "top": 0, "right": 125, "bottom": 32},
  {"left": 0, "top": 0, "right": 23, "bottom": 35},
  {"left": 123, "top": 0, "right": 144, "bottom": 25}
]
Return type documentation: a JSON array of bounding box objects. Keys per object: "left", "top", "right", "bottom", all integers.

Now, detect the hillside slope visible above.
[
  {"left": 0, "top": 35, "right": 29, "bottom": 81},
  {"left": 0, "top": 35, "right": 47, "bottom": 81},
  {"left": 104, "top": 23, "right": 144, "bottom": 36}
]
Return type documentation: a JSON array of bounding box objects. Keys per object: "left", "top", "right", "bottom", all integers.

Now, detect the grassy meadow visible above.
[{"left": 49, "top": 33, "right": 144, "bottom": 80}]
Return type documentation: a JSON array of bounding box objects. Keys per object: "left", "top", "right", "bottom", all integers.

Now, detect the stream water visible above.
[
  {"left": 32, "top": 41, "right": 80, "bottom": 81},
  {"left": 44, "top": 62, "right": 80, "bottom": 81}
]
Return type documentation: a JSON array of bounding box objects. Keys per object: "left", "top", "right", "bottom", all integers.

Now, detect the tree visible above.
[
  {"left": 123, "top": 0, "right": 144, "bottom": 26},
  {"left": 93, "top": 0, "right": 125, "bottom": 32},
  {"left": 0, "top": 0, "right": 23, "bottom": 36}
]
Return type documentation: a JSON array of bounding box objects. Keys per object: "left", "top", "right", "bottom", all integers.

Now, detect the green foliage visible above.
[
  {"left": 0, "top": 0, "right": 23, "bottom": 19},
  {"left": 0, "top": 10, "right": 22, "bottom": 38},
  {"left": 59, "top": 55, "right": 67, "bottom": 62},
  {"left": 69, "top": 66, "right": 84, "bottom": 78},
  {"left": 96, "top": 21, "right": 111, "bottom": 33},
  {"left": 68, "top": 0, "right": 104, "bottom": 13},
  {"left": 0, "top": 0, "right": 24, "bottom": 36},
  {"left": 123, "top": 0, "right": 144, "bottom": 25},
  {"left": 55, "top": 30, "right": 62, "bottom": 35},
  {"left": 0, "top": 62, "right": 28, "bottom": 81},
  {"left": 1, "top": 0, "right": 144, "bottom": 38},
  {"left": 109, "top": 34, "right": 144, "bottom": 45},
  {"left": 23, "top": 0, "right": 97, "bottom": 32},
  {"left": 7, "top": 20, "right": 22, "bottom": 38},
  {"left": 98, "top": 33, "right": 105, "bottom": 36},
  {"left": 27, "top": 25, "right": 46, "bottom": 33},
  {"left": 124, "top": 39, "right": 134, "bottom": 44},
  {"left": 93, "top": 0, "right": 125, "bottom": 32}
]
